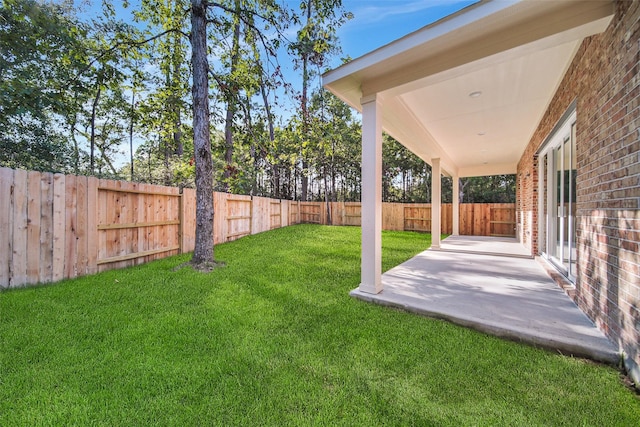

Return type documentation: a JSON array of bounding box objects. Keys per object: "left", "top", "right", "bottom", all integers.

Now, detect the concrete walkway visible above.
[{"left": 351, "top": 236, "right": 619, "bottom": 364}]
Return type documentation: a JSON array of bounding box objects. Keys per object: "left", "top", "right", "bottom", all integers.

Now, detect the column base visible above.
[{"left": 358, "top": 282, "right": 383, "bottom": 294}]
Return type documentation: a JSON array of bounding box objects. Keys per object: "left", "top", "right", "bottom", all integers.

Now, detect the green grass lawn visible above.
[{"left": 1, "top": 224, "right": 638, "bottom": 426}]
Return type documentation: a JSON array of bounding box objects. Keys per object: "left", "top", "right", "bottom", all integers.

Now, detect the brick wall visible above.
[{"left": 517, "top": 0, "right": 640, "bottom": 383}]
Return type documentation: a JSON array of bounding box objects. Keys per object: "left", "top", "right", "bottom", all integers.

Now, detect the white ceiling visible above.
[
  {"left": 323, "top": 0, "right": 614, "bottom": 177},
  {"left": 397, "top": 40, "right": 580, "bottom": 177}
]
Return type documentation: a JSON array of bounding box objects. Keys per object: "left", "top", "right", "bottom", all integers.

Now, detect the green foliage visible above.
[
  {"left": 0, "top": 0, "right": 89, "bottom": 171},
  {"left": 134, "top": 0, "right": 191, "bottom": 184},
  {"left": 288, "top": 0, "right": 352, "bottom": 71},
  {"left": 460, "top": 174, "right": 516, "bottom": 203},
  {"left": 1, "top": 225, "right": 639, "bottom": 425},
  {"left": 382, "top": 134, "right": 515, "bottom": 203},
  {"left": 0, "top": 118, "right": 73, "bottom": 172},
  {"left": 304, "top": 88, "right": 361, "bottom": 201},
  {"left": 382, "top": 133, "right": 434, "bottom": 203}
]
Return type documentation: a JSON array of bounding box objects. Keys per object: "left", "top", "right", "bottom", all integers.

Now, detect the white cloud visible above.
[{"left": 347, "top": 0, "right": 474, "bottom": 26}]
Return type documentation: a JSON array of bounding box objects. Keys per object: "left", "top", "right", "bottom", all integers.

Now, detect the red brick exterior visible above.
[{"left": 517, "top": 1, "right": 640, "bottom": 382}]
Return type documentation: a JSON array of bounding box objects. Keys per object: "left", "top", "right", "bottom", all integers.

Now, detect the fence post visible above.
[
  {"left": 86, "top": 176, "right": 98, "bottom": 275},
  {"left": 178, "top": 188, "right": 184, "bottom": 254},
  {"left": 0, "top": 167, "right": 13, "bottom": 288}
]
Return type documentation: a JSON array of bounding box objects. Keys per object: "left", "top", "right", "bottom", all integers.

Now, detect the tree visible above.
[
  {"left": 305, "top": 88, "right": 360, "bottom": 219},
  {"left": 288, "top": 0, "right": 352, "bottom": 200},
  {"left": 382, "top": 134, "right": 432, "bottom": 202},
  {"left": 136, "top": 0, "right": 191, "bottom": 185},
  {"left": 459, "top": 175, "right": 516, "bottom": 203},
  {"left": 221, "top": 0, "right": 242, "bottom": 192},
  {"left": 205, "top": 0, "right": 290, "bottom": 195},
  {"left": 0, "top": 0, "right": 88, "bottom": 171}
]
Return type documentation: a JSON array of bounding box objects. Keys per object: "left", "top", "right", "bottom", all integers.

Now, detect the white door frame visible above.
[{"left": 538, "top": 108, "right": 577, "bottom": 282}]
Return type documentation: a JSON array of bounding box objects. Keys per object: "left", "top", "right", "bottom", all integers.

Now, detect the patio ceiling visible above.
[{"left": 323, "top": 0, "right": 614, "bottom": 177}]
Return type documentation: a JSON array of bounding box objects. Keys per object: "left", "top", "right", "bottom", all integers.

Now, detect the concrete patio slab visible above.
[{"left": 351, "top": 237, "right": 619, "bottom": 364}]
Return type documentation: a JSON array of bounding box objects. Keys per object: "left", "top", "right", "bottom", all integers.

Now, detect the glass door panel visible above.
[
  {"left": 555, "top": 145, "right": 563, "bottom": 261},
  {"left": 563, "top": 137, "right": 571, "bottom": 269},
  {"left": 541, "top": 110, "right": 576, "bottom": 282},
  {"left": 540, "top": 153, "right": 548, "bottom": 254},
  {"left": 569, "top": 123, "right": 577, "bottom": 278}
]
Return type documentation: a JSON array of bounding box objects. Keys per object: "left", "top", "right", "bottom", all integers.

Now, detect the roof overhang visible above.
[{"left": 323, "top": 0, "right": 614, "bottom": 177}]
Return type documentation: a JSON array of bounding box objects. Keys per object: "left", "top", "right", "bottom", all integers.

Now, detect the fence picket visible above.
[
  {"left": 64, "top": 174, "right": 77, "bottom": 279},
  {"left": 75, "top": 175, "right": 89, "bottom": 275},
  {"left": 182, "top": 188, "right": 196, "bottom": 251},
  {"left": 39, "top": 172, "right": 54, "bottom": 283},
  {"left": 52, "top": 173, "right": 66, "bottom": 282},
  {"left": 11, "top": 169, "right": 28, "bottom": 287},
  {"left": 26, "top": 171, "right": 41, "bottom": 284},
  {"left": 0, "top": 168, "right": 13, "bottom": 288}
]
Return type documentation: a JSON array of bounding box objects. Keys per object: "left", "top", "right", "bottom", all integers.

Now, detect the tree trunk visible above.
[
  {"left": 459, "top": 178, "right": 469, "bottom": 203},
  {"left": 273, "top": 165, "right": 280, "bottom": 199},
  {"left": 69, "top": 92, "right": 81, "bottom": 174},
  {"left": 129, "top": 89, "right": 135, "bottom": 180},
  {"left": 173, "top": 36, "right": 183, "bottom": 157},
  {"left": 259, "top": 80, "right": 275, "bottom": 142},
  {"left": 164, "top": 123, "right": 171, "bottom": 186},
  {"left": 223, "top": 2, "right": 242, "bottom": 192},
  {"left": 324, "top": 170, "right": 331, "bottom": 225},
  {"left": 147, "top": 146, "right": 152, "bottom": 182},
  {"left": 164, "top": 64, "right": 174, "bottom": 186},
  {"left": 191, "top": 0, "right": 215, "bottom": 265},
  {"left": 174, "top": 105, "right": 183, "bottom": 156},
  {"left": 90, "top": 84, "right": 101, "bottom": 174},
  {"left": 300, "top": 1, "right": 312, "bottom": 202},
  {"left": 71, "top": 112, "right": 80, "bottom": 174},
  {"left": 331, "top": 136, "right": 336, "bottom": 201}
]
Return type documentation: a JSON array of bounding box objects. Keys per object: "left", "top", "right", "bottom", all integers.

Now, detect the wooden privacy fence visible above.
[
  {"left": 0, "top": 167, "right": 514, "bottom": 289},
  {"left": 292, "top": 201, "right": 515, "bottom": 236},
  {"left": 0, "top": 168, "right": 292, "bottom": 289}
]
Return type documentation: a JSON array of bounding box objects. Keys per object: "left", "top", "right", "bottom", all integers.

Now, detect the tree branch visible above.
[
  {"left": 205, "top": 1, "right": 291, "bottom": 56},
  {"left": 67, "top": 28, "right": 190, "bottom": 86},
  {"left": 205, "top": 1, "right": 283, "bottom": 31}
]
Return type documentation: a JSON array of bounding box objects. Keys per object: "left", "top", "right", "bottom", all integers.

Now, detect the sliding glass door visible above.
[{"left": 539, "top": 111, "right": 577, "bottom": 280}]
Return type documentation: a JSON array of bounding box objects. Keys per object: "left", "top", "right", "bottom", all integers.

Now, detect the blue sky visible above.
[{"left": 334, "top": 0, "right": 477, "bottom": 66}]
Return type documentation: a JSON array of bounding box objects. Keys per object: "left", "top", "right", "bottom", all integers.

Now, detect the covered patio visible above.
[
  {"left": 323, "top": 0, "right": 619, "bottom": 362},
  {"left": 323, "top": 0, "right": 614, "bottom": 294}
]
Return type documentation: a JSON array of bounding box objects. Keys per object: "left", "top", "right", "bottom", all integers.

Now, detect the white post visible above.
[
  {"left": 360, "top": 94, "right": 383, "bottom": 294},
  {"left": 452, "top": 174, "right": 459, "bottom": 236},
  {"left": 431, "top": 158, "right": 441, "bottom": 249}
]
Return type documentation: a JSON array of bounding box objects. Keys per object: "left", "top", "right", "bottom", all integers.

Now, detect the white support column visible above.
[
  {"left": 360, "top": 94, "right": 383, "bottom": 294},
  {"left": 359, "top": 95, "right": 382, "bottom": 294},
  {"left": 452, "top": 174, "right": 460, "bottom": 236},
  {"left": 431, "top": 158, "right": 441, "bottom": 249}
]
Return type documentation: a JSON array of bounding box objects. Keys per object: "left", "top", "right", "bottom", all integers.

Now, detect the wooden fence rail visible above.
[{"left": 0, "top": 167, "right": 514, "bottom": 289}]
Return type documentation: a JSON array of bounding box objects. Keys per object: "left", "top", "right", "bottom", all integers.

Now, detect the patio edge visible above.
[{"left": 349, "top": 288, "right": 620, "bottom": 366}]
